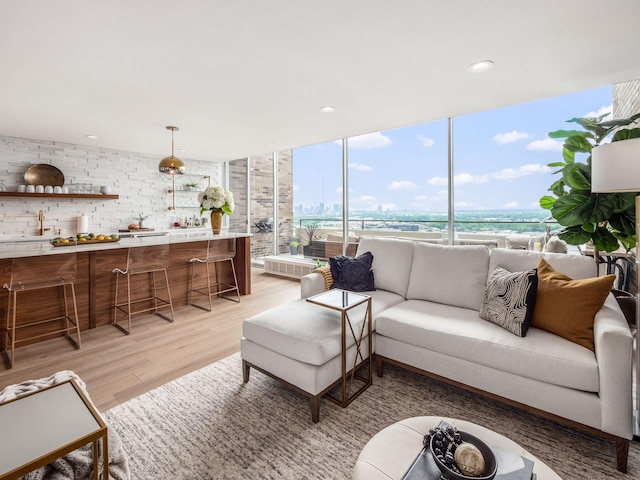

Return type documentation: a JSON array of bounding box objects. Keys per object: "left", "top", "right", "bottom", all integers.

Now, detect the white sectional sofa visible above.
[{"left": 244, "top": 236, "right": 633, "bottom": 471}]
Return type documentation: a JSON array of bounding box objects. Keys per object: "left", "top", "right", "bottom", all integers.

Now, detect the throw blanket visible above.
[{"left": 0, "top": 371, "right": 130, "bottom": 480}]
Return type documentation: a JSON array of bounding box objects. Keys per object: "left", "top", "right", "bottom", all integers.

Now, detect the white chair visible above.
[
  {"left": 189, "top": 238, "right": 240, "bottom": 311},
  {"left": 113, "top": 242, "right": 175, "bottom": 334},
  {"left": 3, "top": 252, "right": 81, "bottom": 367}
]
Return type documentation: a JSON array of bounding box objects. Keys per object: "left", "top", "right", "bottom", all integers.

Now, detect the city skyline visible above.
[{"left": 293, "top": 85, "right": 613, "bottom": 213}]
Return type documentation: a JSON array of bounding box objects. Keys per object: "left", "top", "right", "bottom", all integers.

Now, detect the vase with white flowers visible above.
[{"left": 198, "top": 186, "right": 234, "bottom": 234}]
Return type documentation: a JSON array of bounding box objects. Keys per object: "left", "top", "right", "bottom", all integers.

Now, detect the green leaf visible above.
[
  {"left": 599, "top": 112, "right": 640, "bottom": 128},
  {"left": 608, "top": 192, "right": 637, "bottom": 213},
  {"left": 581, "top": 222, "right": 596, "bottom": 233},
  {"left": 539, "top": 196, "right": 556, "bottom": 210},
  {"left": 584, "top": 195, "right": 615, "bottom": 224},
  {"left": 551, "top": 193, "right": 592, "bottom": 227},
  {"left": 549, "top": 178, "right": 566, "bottom": 197},
  {"left": 614, "top": 232, "right": 636, "bottom": 251},
  {"left": 549, "top": 129, "right": 593, "bottom": 139},
  {"left": 557, "top": 226, "right": 592, "bottom": 246},
  {"left": 547, "top": 161, "right": 567, "bottom": 168},
  {"left": 562, "top": 162, "right": 591, "bottom": 191},
  {"left": 564, "top": 135, "right": 593, "bottom": 153},
  {"left": 562, "top": 147, "right": 575, "bottom": 163},
  {"left": 611, "top": 127, "right": 640, "bottom": 142},
  {"left": 592, "top": 228, "right": 621, "bottom": 252},
  {"left": 608, "top": 211, "right": 636, "bottom": 236}
]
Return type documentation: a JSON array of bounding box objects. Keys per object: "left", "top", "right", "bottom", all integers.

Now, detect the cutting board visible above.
[{"left": 118, "top": 228, "right": 156, "bottom": 232}]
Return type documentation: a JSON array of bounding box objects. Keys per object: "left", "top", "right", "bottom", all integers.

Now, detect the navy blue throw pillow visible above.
[{"left": 329, "top": 252, "right": 375, "bottom": 292}]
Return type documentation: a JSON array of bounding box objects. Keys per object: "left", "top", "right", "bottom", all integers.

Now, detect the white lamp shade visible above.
[{"left": 591, "top": 137, "right": 640, "bottom": 192}]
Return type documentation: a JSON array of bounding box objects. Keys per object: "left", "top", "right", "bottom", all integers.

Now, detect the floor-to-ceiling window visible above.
[
  {"left": 291, "top": 84, "right": 616, "bottom": 255},
  {"left": 347, "top": 122, "right": 448, "bottom": 240},
  {"left": 292, "top": 140, "right": 342, "bottom": 252},
  {"left": 451, "top": 86, "right": 613, "bottom": 246}
]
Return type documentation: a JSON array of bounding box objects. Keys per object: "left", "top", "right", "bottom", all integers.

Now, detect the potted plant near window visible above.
[
  {"left": 289, "top": 238, "right": 300, "bottom": 255},
  {"left": 539, "top": 112, "right": 640, "bottom": 252},
  {"left": 302, "top": 224, "right": 320, "bottom": 257}
]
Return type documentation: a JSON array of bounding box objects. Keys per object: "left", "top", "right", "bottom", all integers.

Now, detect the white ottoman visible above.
[
  {"left": 241, "top": 298, "right": 371, "bottom": 422},
  {"left": 353, "top": 416, "right": 561, "bottom": 480}
]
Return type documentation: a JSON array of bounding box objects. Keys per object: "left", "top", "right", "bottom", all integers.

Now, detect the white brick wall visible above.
[{"left": 0, "top": 135, "right": 223, "bottom": 236}]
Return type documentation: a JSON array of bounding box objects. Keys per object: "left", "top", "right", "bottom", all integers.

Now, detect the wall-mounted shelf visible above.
[
  {"left": 167, "top": 175, "right": 211, "bottom": 210},
  {"left": 0, "top": 192, "right": 119, "bottom": 199}
]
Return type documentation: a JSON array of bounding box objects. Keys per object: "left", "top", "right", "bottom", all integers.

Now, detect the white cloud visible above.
[
  {"left": 351, "top": 195, "right": 377, "bottom": 205},
  {"left": 525, "top": 138, "right": 564, "bottom": 152},
  {"left": 427, "top": 163, "right": 549, "bottom": 186},
  {"left": 414, "top": 195, "right": 429, "bottom": 201},
  {"left": 417, "top": 134, "right": 435, "bottom": 147},
  {"left": 454, "top": 201, "right": 480, "bottom": 209},
  {"left": 348, "top": 162, "right": 373, "bottom": 172},
  {"left": 503, "top": 201, "right": 519, "bottom": 208},
  {"left": 347, "top": 132, "right": 392, "bottom": 149},
  {"left": 493, "top": 163, "right": 550, "bottom": 180},
  {"left": 493, "top": 130, "right": 531, "bottom": 145},
  {"left": 583, "top": 104, "right": 612, "bottom": 120},
  {"left": 437, "top": 189, "right": 448, "bottom": 196},
  {"left": 388, "top": 180, "right": 420, "bottom": 190}
]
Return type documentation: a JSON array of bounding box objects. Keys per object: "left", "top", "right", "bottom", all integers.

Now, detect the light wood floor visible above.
[{"left": 0, "top": 268, "right": 301, "bottom": 411}]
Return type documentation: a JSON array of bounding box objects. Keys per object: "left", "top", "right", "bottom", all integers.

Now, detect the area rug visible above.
[{"left": 103, "top": 353, "right": 639, "bottom": 479}]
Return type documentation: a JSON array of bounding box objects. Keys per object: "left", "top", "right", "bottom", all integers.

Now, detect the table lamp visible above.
[{"left": 591, "top": 137, "right": 640, "bottom": 437}]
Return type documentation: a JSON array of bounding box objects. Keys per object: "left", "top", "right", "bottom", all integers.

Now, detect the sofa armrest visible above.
[
  {"left": 593, "top": 294, "right": 634, "bottom": 439},
  {"left": 301, "top": 272, "right": 325, "bottom": 298}
]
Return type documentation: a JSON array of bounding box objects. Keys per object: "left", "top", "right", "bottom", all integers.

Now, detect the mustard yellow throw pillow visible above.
[{"left": 531, "top": 259, "right": 614, "bottom": 352}]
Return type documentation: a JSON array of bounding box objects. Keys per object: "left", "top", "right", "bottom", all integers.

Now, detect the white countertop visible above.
[{"left": 0, "top": 231, "right": 251, "bottom": 259}]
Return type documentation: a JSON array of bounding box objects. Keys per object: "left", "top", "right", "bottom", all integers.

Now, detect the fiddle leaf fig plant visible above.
[{"left": 539, "top": 112, "right": 640, "bottom": 252}]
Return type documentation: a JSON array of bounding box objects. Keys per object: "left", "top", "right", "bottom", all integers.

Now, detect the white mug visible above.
[
  {"left": 100, "top": 186, "right": 112, "bottom": 194},
  {"left": 61, "top": 186, "right": 69, "bottom": 194},
  {"left": 44, "top": 185, "right": 54, "bottom": 194},
  {"left": 35, "top": 185, "right": 44, "bottom": 193},
  {"left": 17, "top": 184, "right": 26, "bottom": 192},
  {"left": 26, "top": 185, "right": 35, "bottom": 193},
  {"left": 53, "top": 186, "right": 62, "bottom": 194}
]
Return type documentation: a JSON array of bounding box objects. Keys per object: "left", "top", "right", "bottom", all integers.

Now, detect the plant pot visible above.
[
  {"left": 290, "top": 246, "right": 298, "bottom": 255},
  {"left": 303, "top": 245, "right": 313, "bottom": 257},
  {"left": 210, "top": 211, "right": 222, "bottom": 234}
]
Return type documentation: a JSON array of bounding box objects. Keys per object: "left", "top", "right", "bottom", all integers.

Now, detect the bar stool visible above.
[
  {"left": 3, "top": 252, "right": 81, "bottom": 367},
  {"left": 189, "top": 238, "right": 240, "bottom": 311},
  {"left": 112, "top": 242, "right": 175, "bottom": 334}
]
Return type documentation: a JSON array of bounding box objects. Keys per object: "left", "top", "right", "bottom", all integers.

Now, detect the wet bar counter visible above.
[{"left": 0, "top": 232, "right": 251, "bottom": 349}]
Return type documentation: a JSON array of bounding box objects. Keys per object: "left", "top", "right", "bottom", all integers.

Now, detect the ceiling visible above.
[{"left": 2, "top": 0, "right": 640, "bottom": 163}]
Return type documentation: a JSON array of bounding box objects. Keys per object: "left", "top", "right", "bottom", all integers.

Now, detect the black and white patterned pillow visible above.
[{"left": 479, "top": 266, "right": 538, "bottom": 337}]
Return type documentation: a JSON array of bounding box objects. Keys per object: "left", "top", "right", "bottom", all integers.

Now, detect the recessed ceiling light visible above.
[
  {"left": 178, "top": 149, "right": 187, "bottom": 152},
  {"left": 320, "top": 106, "right": 336, "bottom": 113},
  {"left": 467, "top": 60, "right": 494, "bottom": 73},
  {"left": 85, "top": 134, "right": 99, "bottom": 139}
]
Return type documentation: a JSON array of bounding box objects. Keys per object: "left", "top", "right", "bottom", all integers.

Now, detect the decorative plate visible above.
[{"left": 24, "top": 164, "right": 65, "bottom": 186}]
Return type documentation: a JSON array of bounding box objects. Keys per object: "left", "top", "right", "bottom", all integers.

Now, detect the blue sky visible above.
[{"left": 293, "top": 85, "right": 613, "bottom": 213}]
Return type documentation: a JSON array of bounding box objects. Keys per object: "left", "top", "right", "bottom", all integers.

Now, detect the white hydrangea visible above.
[{"left": 198, "top": 186, "right": 234, "bottom": 215}]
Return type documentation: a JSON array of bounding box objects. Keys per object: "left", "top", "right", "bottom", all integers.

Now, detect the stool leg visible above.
[
  {"left": 162, "top": 269, "right": 175, "bottom": 322},
  {"left": 9, "top": 291, "right": 17, "bottom": 367},
  {"left": 229, "top": 258, "right": 240, "bottom": 303},
  {"left": 206, "top": 261, "right": 213, "bottom": 311},
  {"left": 126, "top": 275, "right": 133, "bottom": 334},
  {"left": 69, "top": 283, "right": 81, "bottom": 349}
]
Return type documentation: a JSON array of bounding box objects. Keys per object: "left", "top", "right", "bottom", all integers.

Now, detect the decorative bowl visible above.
[{"left": 430, "top": 430, "right": 497, "bottom": 480}]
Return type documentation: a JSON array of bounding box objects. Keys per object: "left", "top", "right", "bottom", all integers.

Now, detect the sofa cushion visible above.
[
  {"left": 489, "top": 248, "right": 595, "bottom": 280},
  {"left": 532, "top": 259, "right": 615, "bottom": 352},
  {"left": 329, "top": 251, "right": 375, "bottom": 292},
  {"left": 479, "top": 266, "right": 537, "bottom": 337},
  {"left": 356, "top": 236, "right": 415, "bottom": 297},
  {"left": 243, "top": 291, "right": 404, "bottom": 366},
  {"left": 406, "top": 243, "right": 490, "bottom": 311},
  {"left": 375, "top": 299, "right": 599, "bottom": 392}
]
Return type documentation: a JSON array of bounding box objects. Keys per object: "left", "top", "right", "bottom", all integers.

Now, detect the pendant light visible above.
[{"left": 158, "top": 126, "right": 186, "bottom": 174}]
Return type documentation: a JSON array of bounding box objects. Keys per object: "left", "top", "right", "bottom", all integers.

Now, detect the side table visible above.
[
  {"left": 0, "top": 379, "right": 108, "bottom": 480},
  {"left": 307, "top": 289, "right": 373, "bottom": 407}
]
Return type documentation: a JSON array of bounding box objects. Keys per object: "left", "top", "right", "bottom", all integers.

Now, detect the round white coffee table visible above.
[{"left": 353, "top": 416, "right": 561, "bottom": 480}]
